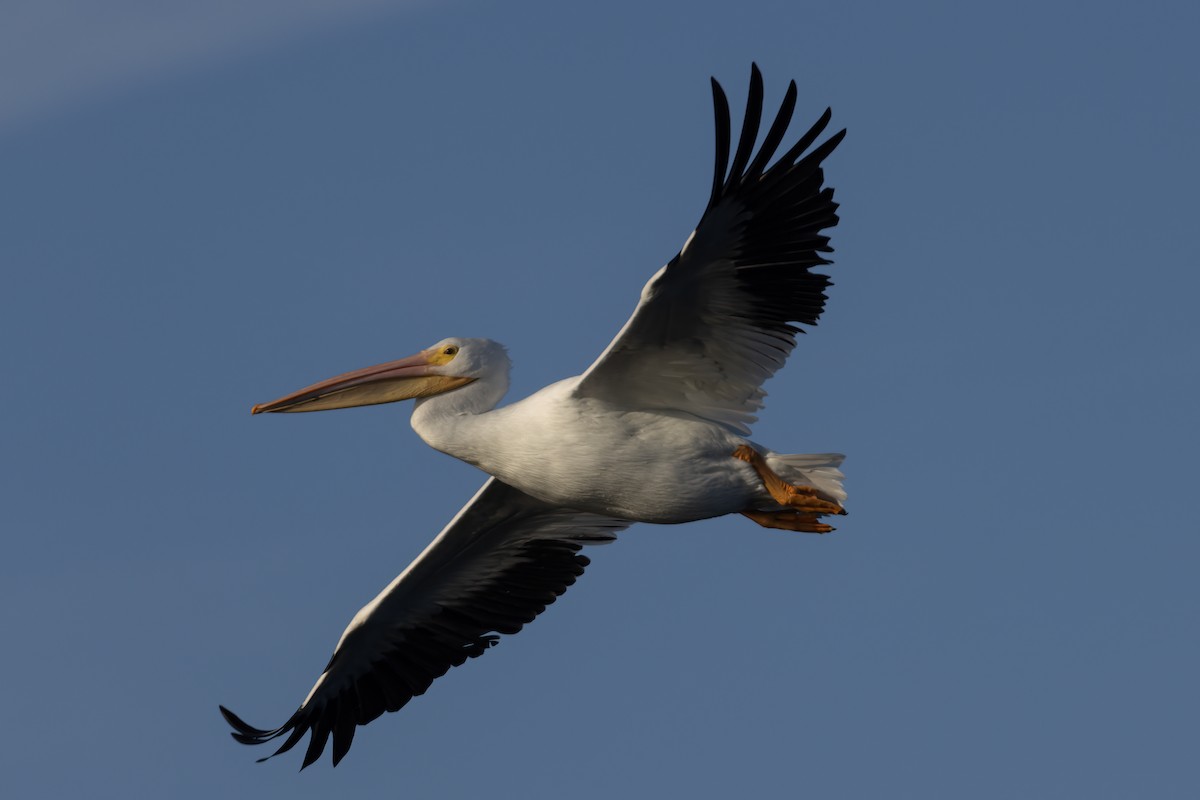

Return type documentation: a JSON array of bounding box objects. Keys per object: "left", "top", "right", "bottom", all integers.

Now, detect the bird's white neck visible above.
[{"left": 409, "top": 373, "right": 508, "bottom": 467}]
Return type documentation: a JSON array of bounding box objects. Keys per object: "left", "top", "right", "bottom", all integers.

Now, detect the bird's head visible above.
[{"left": 251, "top": 337, "right": 509, "bottom": 414}]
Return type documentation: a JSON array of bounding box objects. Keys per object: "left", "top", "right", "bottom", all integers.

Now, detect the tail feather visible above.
[{"left": 769, "top": 453, "right": 846, "bottom": 506}]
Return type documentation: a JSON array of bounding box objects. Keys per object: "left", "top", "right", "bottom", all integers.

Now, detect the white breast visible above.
[{"left": 416, "top": 378, "right": 762, "bottom": 523}]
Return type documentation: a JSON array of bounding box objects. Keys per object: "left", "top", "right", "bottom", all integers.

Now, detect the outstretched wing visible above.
[
  {"left": 220, "top": 478, "right": 629, "bottom": 769},
  {"left": 573, "top": 64, "right": 846, "bottom": 434}
]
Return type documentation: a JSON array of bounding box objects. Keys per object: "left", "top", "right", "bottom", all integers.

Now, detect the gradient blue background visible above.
[{"left": 2, "top": 1, "right": 1197, "bottom": 796}]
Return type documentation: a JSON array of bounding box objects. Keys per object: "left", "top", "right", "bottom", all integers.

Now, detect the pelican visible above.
[{"left": 221, "top": 65, "right": 848, "bottom": 768}]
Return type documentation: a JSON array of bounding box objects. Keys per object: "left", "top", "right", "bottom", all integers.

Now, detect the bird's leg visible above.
[
  {"left": 732, "top": 444, "right": 846, "bottom": 516},
  {"left": 741, "top": 510, "right": 835, "bottom": 534}
]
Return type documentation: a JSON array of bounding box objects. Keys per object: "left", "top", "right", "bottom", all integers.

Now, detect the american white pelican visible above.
[{"left": 221, "top": 65, "right": 848, "bottom": 768}]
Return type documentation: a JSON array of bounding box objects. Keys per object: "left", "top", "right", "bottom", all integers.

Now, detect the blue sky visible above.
[{"left": 2, "top": 0, "right": 1197, "bottom": 796}]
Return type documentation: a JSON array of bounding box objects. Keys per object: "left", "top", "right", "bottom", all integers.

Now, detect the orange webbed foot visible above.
[
  {"left": 733, "top": 444, "right": 846, "bottom": 516},
  {"left": 741, "top": 510, "right": 835, "bottom": 534}
]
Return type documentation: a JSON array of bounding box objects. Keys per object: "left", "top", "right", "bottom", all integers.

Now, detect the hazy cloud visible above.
[{"left": 0, "top": 0, "right": 423, "bottom": 136}]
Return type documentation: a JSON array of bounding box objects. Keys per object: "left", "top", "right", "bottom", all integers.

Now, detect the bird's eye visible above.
[{"left": 443, "top": 346, "right": 459, "bottom": 356}]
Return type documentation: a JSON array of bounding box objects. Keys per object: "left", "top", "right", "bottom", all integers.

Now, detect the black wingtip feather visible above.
[
  {"left": 219, "top": 705, "right": 258, "bottom": 735},
  {"left": 708, "top": 78, "right": 731, "bottom": 211},
  {"left": 772, "top": 107, "right": 834, "bottom": 173},
  {"left": 302, "top": 714, "right": 333, "bottom": 770},
  {"left": 219, "top": 705, "right": 279, "bottom": 740},
  {"left": 330, "top": 708, "right": 357, "bottom": 767},
  {"left": 725, "top": 65, "right": 764, "bottom": 196},
  {"left": 745, "top": 80, "right": 797, "bottom": 182}
]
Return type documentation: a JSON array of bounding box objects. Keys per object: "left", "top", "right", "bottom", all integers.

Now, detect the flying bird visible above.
[{"left": 221, "top": 65, "right": 848, "bottom": 769}]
